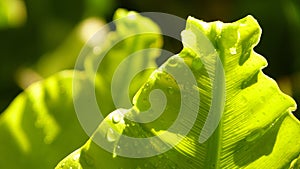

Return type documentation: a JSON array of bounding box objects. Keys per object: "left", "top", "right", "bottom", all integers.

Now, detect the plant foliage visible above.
[
  {"left": 56, "top": 11, "right": 300, "bottom": 169},
  {"left": 0, "top": 9, "right": 299, "bottom": 169}
]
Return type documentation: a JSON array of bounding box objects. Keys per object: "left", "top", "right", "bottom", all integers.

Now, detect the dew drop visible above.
[
  {"left": 106, "top": 128, "right": 117, "bottom": 142},
  {"left": 191, "top": 57, "right": 202, "bottom": 70},
  {"left": 168, "top": 58, "right": 178, "bottom": 67},
  {"left": 113, "top": 145, "right": 121, "bottom": 158},
  {"left": 143, "top": 83, "right": 150, "bottom": 91},
  {"left": 229, "top": 47, "right": 237, "bottom": 55},
  {"left": 168, "top": 87, "right": 174, "bottom": 94},
  {"left": 112, "top": 152, "right": 117, "bottom": 158},
  {"left": 128, "top": 12, "right": 137, "bottom": 20},
  {"left": 73, "top": 153, "right": 80, "bottom": 161},
  {"left": 93, "top": 46, "right": 101, "bottom": 55},
  {"left": 245, "top": 129, "right": 263, "bottom": 142},
  {"left": 112, "top": 113, "right": 121, "bottom": 124}
]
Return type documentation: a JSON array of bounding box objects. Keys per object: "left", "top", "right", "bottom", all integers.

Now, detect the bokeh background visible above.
[{"left": 0, "top": 0, "right": 299, "bottom": 118}]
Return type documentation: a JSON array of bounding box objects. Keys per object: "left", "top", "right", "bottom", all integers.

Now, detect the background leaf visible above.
[
  {"left": 0, "top": 71, "right": 89, "bottom": 168},
  {"left": 83, "top": 9, "right": 162, "bottom": 117},
  {"left": 0, "top": 0, "right": 26, "bottom": 29},
  {"left": 0, "top": 9, "right": 163, "bottom": 169}
]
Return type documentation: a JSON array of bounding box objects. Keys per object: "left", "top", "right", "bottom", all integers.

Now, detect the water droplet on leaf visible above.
[
  {"left": 113, "top": 152, "right": 117, "bottom": 158},
  {"left": 230, "top": 47, "right": 237, "bottom": 55},
  {"left": 93, "top": 46, "right": 101, "bottom": 55},
  {"left": 168, "top": 87, "right": 174, "bottom": 94},
  {"left": 128, "top": 12, "right": 137, "bottom": 20},
  {"left": 168, "top": 58, "right": 178, "bottom": 67},
  {"left": 112, "top": 114, "right": 121, "bottom": 124},
  {"left": 106, "top": 128, "right": 117, "bottom": 142},
  {"left": 143, "top": 83, "right": 150, "bottom": 92},
  {"left": 113, "top": 145, "right": 121, "bottom": 158},
  {"left": 73, "top": 153, "right": 80, "bottom": 161}
]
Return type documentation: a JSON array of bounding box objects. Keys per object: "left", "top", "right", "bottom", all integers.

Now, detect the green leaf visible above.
[
  {"left": 83, "top": 8, "right": 162, "bottom": 116},
  {"left": 0, "top": 71, "right": 89, "bottom": 169},
  {"left": 56, "top": 15, "right": 300, "bottom": 168},
  {"left": 0, "top": 0, "right": 26, "bottom": 29},
  {"left": 0, "top": 9, "right": 163, "bottom": 169}
]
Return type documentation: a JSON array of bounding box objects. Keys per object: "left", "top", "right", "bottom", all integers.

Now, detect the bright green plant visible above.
[
  {"left": 0, "top": 9, "right": 161, "bottom": 169},
  {"left": 0, "top": 9, "right": 300, "bottom": 169},
  {"left": 0, "top": 0, "right": 27, "bottom": 29}
]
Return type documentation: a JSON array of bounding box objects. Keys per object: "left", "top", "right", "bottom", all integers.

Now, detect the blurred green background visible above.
[{"left": 0, "top": 0, "right": 299, "bottom": 118}]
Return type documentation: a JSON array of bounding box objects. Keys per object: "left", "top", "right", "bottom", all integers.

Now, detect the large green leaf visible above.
[
  {"left": 0, "top": 9, "right": 162, "bottom": 169},
  {"left": 56, "top": 15, "right": 300, "bottom": 169},
  {"left": 0, "top": 71, "right": 89, "bottom": 169}
]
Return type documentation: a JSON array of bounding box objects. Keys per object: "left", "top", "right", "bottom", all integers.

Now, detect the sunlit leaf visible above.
[
  {"left": 82, "top": 8, "right": 162, "bottom": 116},
  {"left": 0, "top": 9, "right": 163, "bottom": 169},
  {"left": 56, "top": 15, "right": 300, "bottom": 169},
  {"left": 0, "top": 71, "right": 88, "bottom": 169}
]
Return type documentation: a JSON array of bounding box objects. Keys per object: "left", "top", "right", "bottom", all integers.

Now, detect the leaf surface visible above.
[
  {"left": 0, "top": 9, "right": 162, "bottom": 169},
  {"left": 82, "top": 8, "right": 162, "bottom": 117},
  {"left": 0, "top": 71, "right": 89, "bottom": 169},
  {"left": 56, "top": 15, "right": 300, "bottom": 169}
]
